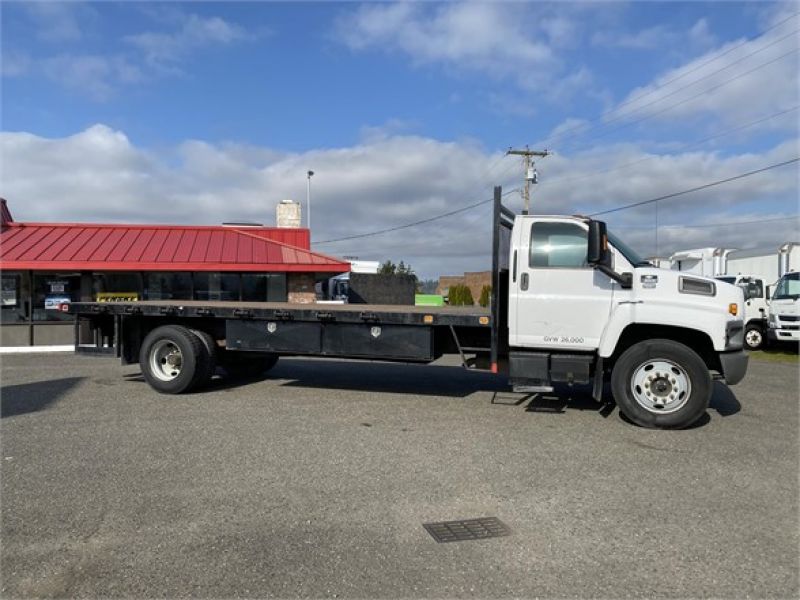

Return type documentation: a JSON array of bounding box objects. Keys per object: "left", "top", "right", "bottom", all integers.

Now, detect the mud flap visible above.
[{"left": 592, "top": 356, "right": 604, "bottom": 402}]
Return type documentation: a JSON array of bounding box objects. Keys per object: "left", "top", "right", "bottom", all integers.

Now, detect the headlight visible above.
[{"left": 769, "top": 314, "right": 777, "bottom": 326}]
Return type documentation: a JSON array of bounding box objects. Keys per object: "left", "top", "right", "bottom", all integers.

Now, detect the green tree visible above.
[
  {"left": 448, "top": 284, "right": 474, "bottom": 306},
  {"left": 378, "top": 260, "right": 396, "bottom": 275},
  {"left": 478, "top": 285, "right": 491, "bottom": 307},
  {"left": 380, "top": 259, "right": 418, "bottom": 285}
]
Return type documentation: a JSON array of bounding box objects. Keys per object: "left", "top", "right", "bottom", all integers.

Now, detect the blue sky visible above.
[{"left": 1, "top": 1, "right": 798, "bottom": 277}]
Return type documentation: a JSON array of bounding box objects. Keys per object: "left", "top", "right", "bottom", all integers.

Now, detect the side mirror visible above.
[
  {"left": 587, "top": 220, "right": 611, "bottom": 267},
  {"left": 766, "top": 285, "right": 772, "bottom": 300}
]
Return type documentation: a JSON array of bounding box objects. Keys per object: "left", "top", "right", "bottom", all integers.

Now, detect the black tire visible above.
[
  {"left": 611, "top": 339, "right": 712, "bottom": 429},
  {"left": 190, "top": 329, "right": 218, "bottom": 389},
  {"left": 219, "top": 351, "right": 278, "bottom": 378},
  {"left": 744, "top": 323, "right": 765, "bottom": 351},
  {"left": 139, "top": 325, "right": 209, "bottom": 394}
]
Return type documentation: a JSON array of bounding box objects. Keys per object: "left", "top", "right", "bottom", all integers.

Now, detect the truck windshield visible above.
[
  {"left": 607, "top": 230, "right": 650, "bottom": 267},
  {"left": 773, "top": 272, "right": 800, "bottom": 300}
]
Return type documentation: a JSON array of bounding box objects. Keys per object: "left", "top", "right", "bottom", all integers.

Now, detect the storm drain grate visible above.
[{"left": 423, "top": 517, "right": 511, "bottom": 543}]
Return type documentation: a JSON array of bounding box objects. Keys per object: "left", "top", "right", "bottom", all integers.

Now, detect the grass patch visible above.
[{"left": 748, "top": 345, "right": 799, "bottom": 364}]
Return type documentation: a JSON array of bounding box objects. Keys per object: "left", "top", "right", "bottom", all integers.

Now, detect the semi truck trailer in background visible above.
[{"left": 70, "top": 187, "right": 748, "bottom": 430}]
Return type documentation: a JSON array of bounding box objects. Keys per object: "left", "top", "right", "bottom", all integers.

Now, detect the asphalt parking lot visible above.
[{"left": 1, "top": 352, "right": 798, "bottom": 598}]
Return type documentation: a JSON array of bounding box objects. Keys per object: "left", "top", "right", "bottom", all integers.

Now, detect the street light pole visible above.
[{"left": 306, "top": 170, "right": 314, "bottom": 238}]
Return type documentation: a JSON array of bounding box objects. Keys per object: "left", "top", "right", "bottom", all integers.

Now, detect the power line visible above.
[
  {"left": 589, "top": 157, "right": 800, "bottom": 217},
  {"left": 538, "top": 104, "right": 800, "bottom": 188},
  {"left": 565, "top": 48, "right": 799, "bottom": 151},
  {"left": 316, "top": 158, "right": 798, "bottom": 246},
  {"left": 561, "top": 29, "right": 797, "bottom": 149},
  {"left": 614, "top": 215, "right": 800, "bottom": 230},
  {"left": 539, "top": 12, "right": 800, "bottom": 148},
  {"left": 315, "top": 188, "right": 519, "bottom": 245}
]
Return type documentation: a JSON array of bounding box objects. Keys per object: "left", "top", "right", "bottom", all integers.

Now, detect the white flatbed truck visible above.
[{"left": 70, "top": 187, "right": 748, "bottom": 429}]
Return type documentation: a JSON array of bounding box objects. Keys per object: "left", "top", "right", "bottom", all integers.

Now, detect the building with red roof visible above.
[{"left": 0, "top": 198, "right": 349, "bottom": 347}]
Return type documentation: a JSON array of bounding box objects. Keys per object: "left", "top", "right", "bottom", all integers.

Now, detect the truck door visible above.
[{"left": 510, "top": 219, "right": 615, "bottom": 350}]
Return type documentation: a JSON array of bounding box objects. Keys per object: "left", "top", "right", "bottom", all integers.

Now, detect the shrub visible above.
[
  {"left": 478, "top": 285, "right": 491, "bottom": 307},
  {"left": 448, "top": 284, "right": 474, "bottom": 306}
]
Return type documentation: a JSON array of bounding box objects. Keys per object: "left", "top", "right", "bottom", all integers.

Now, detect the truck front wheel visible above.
[
  {"left": 611, "top": 339, "right": 711, "bottom": 429},
  {"left": 139, "top": 325, "right": 209, "bottom": 394},
  {"left": 744, "top": 324, "right": 765, "bottom": 350}
]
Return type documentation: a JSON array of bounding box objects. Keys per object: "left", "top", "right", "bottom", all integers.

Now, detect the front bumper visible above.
[
  {"left": 768, "top": 327, "right": 800, "bottom": 342},
  {"left": 719, "top": 350, "right": 748, "bottom": 385}
]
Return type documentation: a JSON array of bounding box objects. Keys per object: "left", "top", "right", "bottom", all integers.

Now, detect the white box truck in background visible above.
[
  {"left": 769, "top": 271, "right": 800, "bottom": 343},
  {"left": 671, "top": 243, "right": 798, "bottom": 349}
]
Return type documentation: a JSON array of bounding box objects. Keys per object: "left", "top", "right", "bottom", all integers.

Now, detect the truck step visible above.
[{"left": 513, "top": 384, "right": 554, "bottom": 393}]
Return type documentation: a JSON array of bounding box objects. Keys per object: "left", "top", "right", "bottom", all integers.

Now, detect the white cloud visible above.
[
  {"left": 1, "top": 52, "right": 32, "bottom": 77},
  {"left": 23, "top": 2, "right": 90, "bottom": 43},
  {"left": 40, "top": 54, "right": 144, "bottom": 102},
  {"left": 2, "top": 10, "right": 254, "bottom": 100},
  {"left": 335, "top": 3, "right": 591, "bottom": 101},
  {"left": 125, "top": 13, "right": 254, "bottom": 68},
  {"left": 592, "top": 25, "right": 677, "bottom": 50},
  {"left": 606, "top": 15, "right": 799, "bottom": 129},
  {"left": 592, "top": 19, "right": 716, "bottom": 51},
  {"left": 1, "top": 125, "right": 797, "bottom": 278}
]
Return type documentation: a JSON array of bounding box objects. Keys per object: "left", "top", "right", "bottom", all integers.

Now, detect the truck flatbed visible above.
[{"left": 70, "top": 300, "right": 491, "bottom": 327}]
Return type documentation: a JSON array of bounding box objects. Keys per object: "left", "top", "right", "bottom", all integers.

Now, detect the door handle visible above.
[{"left": 520, "top": 272, "right": 529, "bottom": 291}]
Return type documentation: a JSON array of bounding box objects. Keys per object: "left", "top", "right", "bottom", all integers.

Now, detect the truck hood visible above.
[{"left": 631, "top": 267, "right": 743, "bottom": 313}]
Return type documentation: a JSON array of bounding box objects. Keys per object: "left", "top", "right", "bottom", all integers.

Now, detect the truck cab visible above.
[
  {"left": 715, "top": 275, "right": 770, "bottom": 350},
  {"left": 503, "top": 212, "right": 747, "bottom": 428},
  {"left": 768, "top": 271, "right": 800, "bottom": 343}
]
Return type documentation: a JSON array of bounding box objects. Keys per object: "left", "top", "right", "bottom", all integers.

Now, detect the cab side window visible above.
[{"left": 529, "top": 222, "right": 588, "bottom": 268}]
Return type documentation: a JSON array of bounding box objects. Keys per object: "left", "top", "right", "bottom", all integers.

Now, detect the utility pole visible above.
[
  {"left": 506, "top": 147, "right": 550, "bottom": 214},
  {"left": 306, "top": 170, "right": 314, "bottom": 237}
]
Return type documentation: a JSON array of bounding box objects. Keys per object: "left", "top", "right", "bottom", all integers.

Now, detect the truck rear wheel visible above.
[
  {"left": 219, "top": 351, "right": 279, "bottom": 378},
  {"left": 139, "top": 325, "right": 209, "bottom": 394},
  {"left": 611, "top": 339, "right": 711, "bottom": 429}
]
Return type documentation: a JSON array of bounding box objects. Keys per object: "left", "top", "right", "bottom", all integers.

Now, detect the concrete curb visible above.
[{"left": 0, "top": 345, "right": 74, "bottom": 354}]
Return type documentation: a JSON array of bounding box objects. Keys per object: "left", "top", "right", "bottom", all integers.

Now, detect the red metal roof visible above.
[{"left": 0, "top": 219, "right": 348, "bottom": 273}]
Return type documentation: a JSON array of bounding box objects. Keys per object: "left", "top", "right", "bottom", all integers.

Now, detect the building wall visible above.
[
  {"left": 288, "top": 273, "right": 316, "bottom": 304},
  {"left": 0, "top": 324, "right": 30, "bottom": 346},
  {"left": 436, "top": 276, "right": 465, "bottom": 297},
  {"left": 463, "top": 271, "right": 492, "bottom": 302},
  {"left": 436, "top": 271, "right": 491, "bottom": 302},
  {"left": 33, "top": 323, "right": 73, "bottom": 345}
]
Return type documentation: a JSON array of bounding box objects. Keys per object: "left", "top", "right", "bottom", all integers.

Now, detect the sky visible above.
[{"left": 1, "top": 1, "right": 798, "bottom": 279}]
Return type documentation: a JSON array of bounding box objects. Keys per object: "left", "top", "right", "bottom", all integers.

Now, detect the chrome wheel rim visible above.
[
  {"left": 630, "top": 358, "right": 692, "bottom": 415},
  {"left": 150, "top": 340, "right": 183, "bottom": 382},
  {"left": 745, "top": 329, "right": 762, "bottom": 348}
]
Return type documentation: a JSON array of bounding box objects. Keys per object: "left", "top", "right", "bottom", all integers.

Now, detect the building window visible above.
[
  {"left": 193, "top": 273, "right": 241, "bottom": 301},
  {"left": 1, "top": 272, "right": 29, "bottom": 324},
  {"left": 529, "top": 222, "right": 588, "bottom": 269},
  {"left": 94, "top": 272, "right": 143, "bottom": 302},
  {"left": 145, "top": 272, "right": 192, "bottom": 301},
  {"left": 32, "top": 273, "right": 81, "bottom": 322},
  {"left": 242, "top": 273, "right": 287, "bottom": 302}
]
